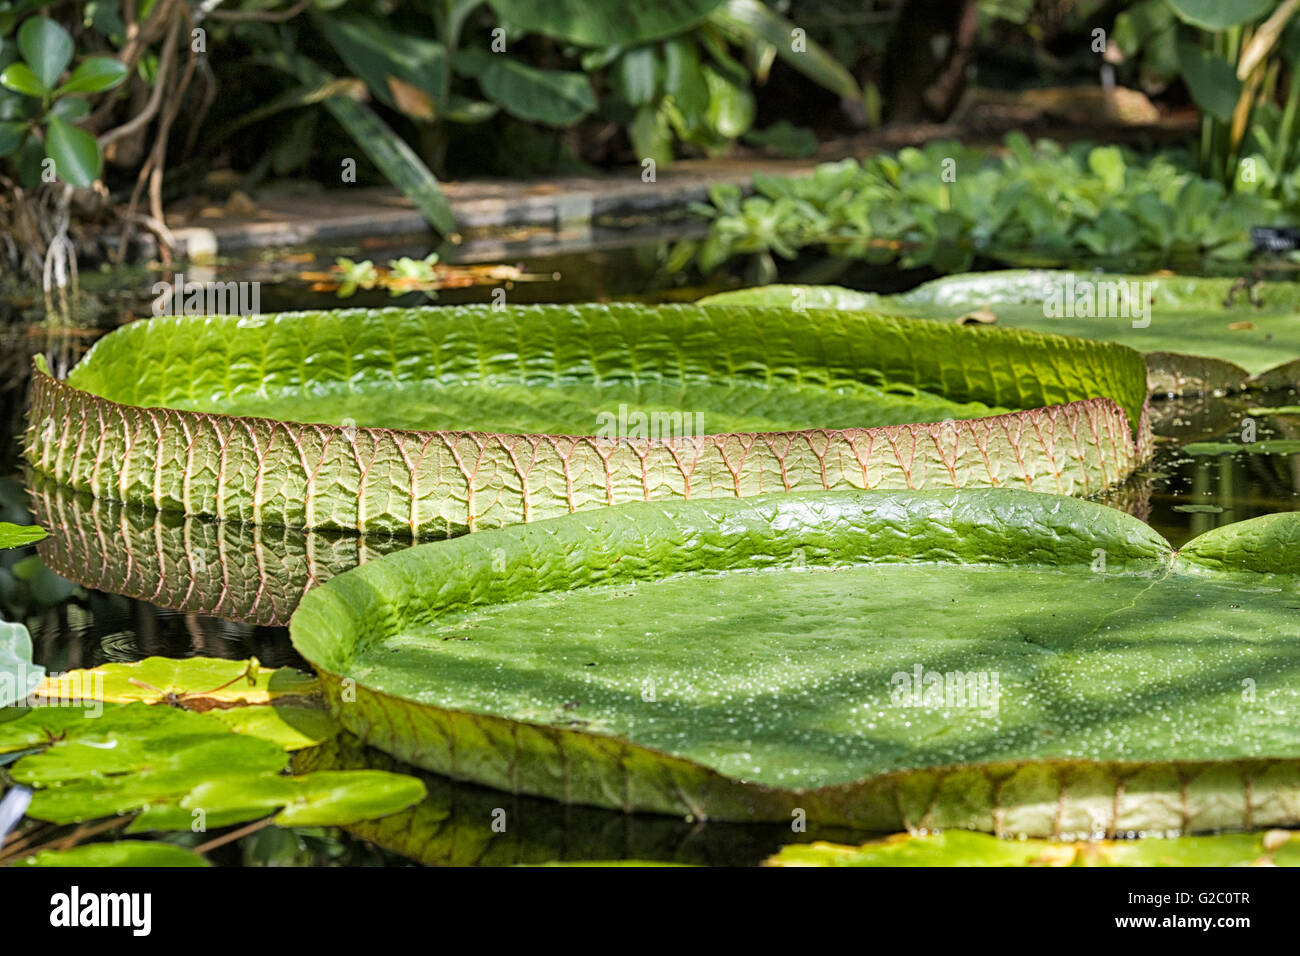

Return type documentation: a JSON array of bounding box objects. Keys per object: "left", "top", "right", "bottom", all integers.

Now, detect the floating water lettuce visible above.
[
  {"left": 25, "top": 304, "right": 1150, "bottom": 538},
  {"left": 765, "top": 829, "right": 1300, "bottom": 867},
  {"left": 291, "top": 488, "right": 1300, "bottom": 837},
  {"left": 701, "top": 272, "right": 1300, "bottom": 389}
]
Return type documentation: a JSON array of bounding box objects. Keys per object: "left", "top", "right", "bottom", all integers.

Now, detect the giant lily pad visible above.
[
  {"left": 702, "top": 272, "right": 1300, "bottom": 390},
  {"left": 291, "top": 488, "right": 1300, "bottom": 837},
  {"left": 765, "top": 829, "right": 1300, "bottom": 867},
  {"left": 25, "top": 305, "right": 1150, "bottom": 538}
]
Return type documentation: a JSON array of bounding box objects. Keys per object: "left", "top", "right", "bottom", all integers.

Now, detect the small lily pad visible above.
[
  {"left": 0, "top": 523, "right": 46, "bottom": 550},
  {"left": 13, "top": 840, "right": 208, "bottom": 867}
]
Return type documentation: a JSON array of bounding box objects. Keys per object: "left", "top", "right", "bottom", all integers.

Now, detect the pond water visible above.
[{"left": 2, "top": 236, "right": 1298, "bottom": 865}]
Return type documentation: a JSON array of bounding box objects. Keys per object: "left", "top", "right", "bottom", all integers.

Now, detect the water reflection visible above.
[{"left": 295, "top": 732, "right": 876, "bottom": 867}]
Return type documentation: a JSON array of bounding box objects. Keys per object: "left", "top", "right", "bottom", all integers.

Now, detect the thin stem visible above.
[{"left": 192, "top": 816, "right": 275, "bottom": 856}]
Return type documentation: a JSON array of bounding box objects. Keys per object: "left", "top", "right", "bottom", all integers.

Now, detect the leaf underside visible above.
[{"left": 25, "top": 304, "right": 1151, "bottom": 538}]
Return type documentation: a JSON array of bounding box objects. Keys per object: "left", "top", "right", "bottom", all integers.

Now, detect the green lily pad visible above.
[
  {"left": 11, "top": 704, "right": 289, "bottom": 823},
  {"left": 208, "top": 704, "right": 339, "bottom": 752},
  {"left": 765, "top": 828, "right": 1300, "bottom": 867},
  {"left": 33, "top": 655, "right": 318, "bottom": 708},
  {"left": 5, "top": 701, "right": 421, "bottom": 829},
  {"left": 0, "top": 704, "right": 114, "bottom": 752},
  {"left": 27, "top": 656, "right": 338, "bottom": 751},
  {"left": 180, "top": 770, "right": 427, "bottom": 827},
  {"left": 13, "top": 840, "right": 208, "bottom": 867},
  {"left": 702, "top": 273, "right": 1300, "bottom": 384},
  {"left": 0, "top": 522, "right": 45, "bottom": 549},
  {"left": 291, "top": 488, "right": 1300, "bottom": 837},
  {"left": 25, "top": 304, "right": 1149, "bottom": 537}
]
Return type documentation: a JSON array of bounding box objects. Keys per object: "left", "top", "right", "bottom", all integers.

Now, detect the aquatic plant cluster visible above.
[
  {"left": 685, "top": 136, "right": 1291, "bottom": 275},
  {"left": 6, "top": 0, "right": 1300, "bottom": 876},
  {"left": 4, "top": 264, "right": 1300, "bottom": 867}
]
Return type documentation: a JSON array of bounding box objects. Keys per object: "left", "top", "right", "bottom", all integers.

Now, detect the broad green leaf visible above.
[
  {"left": 485, "top": 0, "right": 726, "bottom": 46},
  {"left": 709, "top": 0, "right": 862, "bottom": 102},
  {"left": 16, "top": 16, "right": 72, "bottom": 90},
  {"left": 14, "top": 840, "right": 207, "bottom": 867},
  {"left": 291, "top": 488, "right": 1300, "bottom": 835},
  {"left": 0, "top": 60, "right": 44, "bottom": 96},
  {"left": 627, "top": 102, "right": 674, "bottom": 166},
  {"left": 703, "top": 63, "right": 753, "bottom": 139},
  {"left": 54, "top": 55, "right": 126, "bottom": 95},
  {"left": 26, "top": 304, "right": 1149, "bottom": 537},
  {"left": 0, "top": 118, "right": 24, "bottom": 155},
  {"left": 663, "top": 37, "right": 708, "bottom": 119},
  {"left": 0, "top": 620, "right": 41, "bottom": 708},
  {"left": 456, "top": 48, "right": 595, "bottom": 126},
  {"left": 320, "top": 16, "right": 446, "bottom": 115},
  {"left": 616, "top": 45, "right": 658, "bottom": 107},
  {"left": 0, "top": 521, "right": 44, "bottom": 549},
  {"left": 48, "top": 95, "right": 88, "bottom": 120},
  {"left": 1175, "top": 39, "right": 1241, "bottom": 123},
  {"left": 1166, "top": 0, "right": 1275, "bottom": 31},
  {"left": 766, "top": 829, "right": 1300, "bottom": 867},
  {"left": 277, "top": 54, "right": 455, "bottom": 235},
  {"left": 44, "top": 113, "right": 101, "bottom": 186}
]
